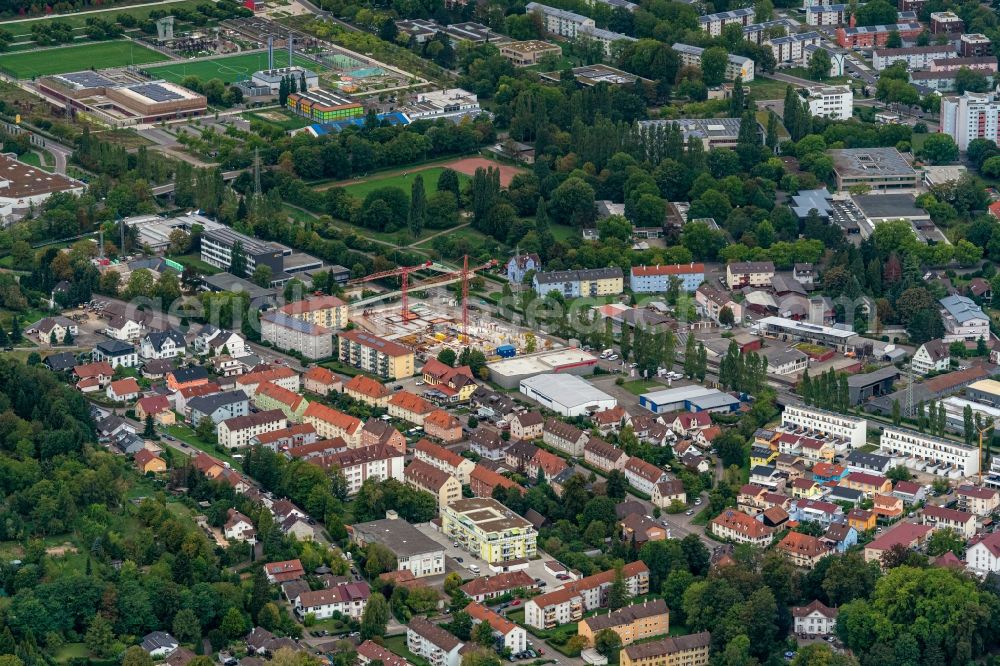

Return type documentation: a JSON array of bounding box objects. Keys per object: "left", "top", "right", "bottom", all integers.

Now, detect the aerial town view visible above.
[{"left": 3, "top": 0, "right": 1000, "bottom": 662}]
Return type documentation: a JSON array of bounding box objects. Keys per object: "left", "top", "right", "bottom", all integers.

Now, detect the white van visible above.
[
  {"left": 601, "top": 349, "right": 613, "bottom": 358},
  {"left": 469, "top": 564, "right": 480, "bottom": 575}
]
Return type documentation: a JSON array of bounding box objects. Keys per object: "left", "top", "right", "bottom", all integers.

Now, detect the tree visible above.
[
  {"left": 221, "top": 607, "right": 248, "bottom": 638},
  {"left": 195, "top": 416, "right": 215, "bottom": 443},
  {"left": 472, "top": 619, "right": 494, "bottom": 647},
  {"left": 549, "top": 177, "right": 596, "bottom": 228},
  {"left": 608, "top": 567, "right": 629, "bottom": 610},
  {"left": 918, "top": 134, "right": 959, "bottom": 165},
  {"left": 448, "top": 611, "right": 473, "bottom": 641},
  {"left": 606, "top": 470, "right": 627, "bottom": 500},
  {"left": 365, "top": 543, "right": 397, "bottom": 577},
  {"left": 252, "top": 264, "right": 273, "bottom": 288},
  {"left": 926, "top": 527, "right": 965, "bottom": 557},
  {"left": 808, "top": 48, "right": 832, "bottom": 80},
  {"left": 885, "top": 30, "right": 902, "bottom": 48},
  {"left": 143, "top": 414, "right": 155, "bottom": 438},
  {"left": 461, "top": 648, "right": 501, "bottom": 666},
  {"left": 701, "top": 47, "right": 729, "bottom": 86},
  {"left": 228, "top": 240, "right": 247, "bottom": 277},
  {"left": 886, "top": 465, "right": 911, "bottom": 482},
  {"left": 437, "top": 348, "right": 457, "bottom": 366},
  {"left": 409, "top": 175, "right": 426, "bottom": 238},
  {"left": 361, "top": 593, "right": 389, "bottom": 639},
  {"left": 594, "top": 629, "right": 622, "bottom": 657},
  {"left": 719, "top": 306, "right": 735, "bottom": 326},
  {"left": 85, "top": 614, "right": 114, "bottom": 657},
  {"left": 122, "top": 646, "right": 155, "bottom": 666},
  {"left": 172, "top": 608, "right": 201, "bottom": 643}
]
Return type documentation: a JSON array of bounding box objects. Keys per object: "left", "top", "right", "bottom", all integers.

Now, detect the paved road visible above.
[{"left": 0, "top": 0, "right": 198, "bottom": 25}]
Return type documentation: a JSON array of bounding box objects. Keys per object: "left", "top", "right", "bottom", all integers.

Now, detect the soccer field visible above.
[
  {"left": 341, "top": 168, "right": 471, "bottom": 199},
  {"left": 0, "top": 40, "right": 169, "bottom": 78},
  {"left": 145, "top": 52, "right": 322, "bottom": 83}
]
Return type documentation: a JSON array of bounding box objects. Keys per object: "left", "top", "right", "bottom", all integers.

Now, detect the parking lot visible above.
[{"left": 413, "top": 522, "right": 567, "bottom": 589}]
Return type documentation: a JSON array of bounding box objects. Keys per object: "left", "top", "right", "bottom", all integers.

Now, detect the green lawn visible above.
[
  {"left": 146, "top": 52, "right": 322, "bottom": 84},
  {"left": 163, "top": 422, "right": 239, "bottom": 466},
  {"left": 0, "top": 40, "right": 169, "bottom": 78},
  {"left": 167, "top": 252, "right": 221, "bottom": 275},
  {"left": 549, "top": 223, "right": 579, "bottom": 243},
  {"left": 244, "top": 109, "right": 313, "bottom": 131},
  {"left": 53, "top": 643, "right": 89, "bottom": 663},
  {"left": 748, "top": 77, "right": 793, "bottom": 100},
  {"left": 621, "top": 379, "right": 663, "bottom": 395},
  {"left": 342, "top": 167, "right": 470, "bottom": 200},
  {"left": 0, "top": 0, "right": 207, "bottom": 37},
  {"left": 383, "top": 634, "right": 431, "bottom": 666}
]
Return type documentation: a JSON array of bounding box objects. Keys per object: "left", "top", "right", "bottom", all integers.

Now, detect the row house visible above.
[
  {"left": 710, "top": 509, "right": 774, "bottom": 546},
  {"left": 361, "top": 418, "right": 407, "bottom": 454},
  {"left": 218, "top": 410, "right": 287, "bottom": 449},
  {"left": 344, "top": 374, "right": 391, "bottom": 408},
  {"left": 790, "top": 478, "right": 823, "bottom": 499},
  {"left": 523, "top": 561, "right": 650, "bottom": 629},
  {"left": 584, "top": 439, "right": 629, "bottom": 472},
  {"left": 304, "top": 403, "right": 363, "bottom": 446},
  {"left": 812, "top": 462, "right": 848, "bottom": 484},
  {"left": 623, "top": 458, "right": 668, "bottom": 495},
  {"left": 781, "top": 404, "right": 867, "bottom": 449},
  {"left": 543, "top": 419, "right": 590, "bottom": 457},
  {"left": 388, "top": 391, "right": 436, "bottom": 426},
  {"left": 414, "top": 439, "right": 476, "bottom": 484},
  {"left": 879, "top": 426, "right": 980, "bottom": 477}
]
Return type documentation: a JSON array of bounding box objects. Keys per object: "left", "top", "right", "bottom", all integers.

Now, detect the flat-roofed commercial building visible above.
[
  {"left": 441, "top": 497, "right": 538, "bottom": 565},
  {"left": 756, "top": 316, "right": 858, "bottom": 352},
  {"left": 829, "top": 147, "right": 919, "bottom": 192},
  {"left": 519, "top": 373, "right": 617, "bottom": 417},
  {"left": 499, "top": 40, "right": 563, "bottom": 66},
  {"left": 201, "top": 226, "right": 284, "bottom": 277},
  {"left": 487, "top": 348, "right": 598, "bottom": 389},
  {"left": 350, "top": 516, "right": 445, "bottom": 578},
  {"left": 287, "top": 89, "right": 364, "bottom": 123}
]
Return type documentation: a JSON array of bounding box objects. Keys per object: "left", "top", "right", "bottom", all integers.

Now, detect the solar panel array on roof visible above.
[
  {"left": 130, "top": 83, "right": 184, "bottom": 102},
  {"left": 264, "top": 311, "right": 328, "bottom": 335},
  {"left": 58, "top": 71, "right": 117, "bottom": 88}
]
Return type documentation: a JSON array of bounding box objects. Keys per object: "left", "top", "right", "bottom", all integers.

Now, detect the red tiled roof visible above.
[
  {"left": 137, "top": 394, "right": 170, "bottom": 415},
  {"left": 389, "top": 391, "right": 435, "bottom": 415},
  {"left": 280, "top": 295, "right": 346, "bottom": 315},
  {"left": 256, "top": 381, "right": 305, "bottom": 410},
  {"left": 74, "top": 361, "right": 114, "bottom": 378},
  {"left": 109, "top": 378, "right": 140, "bottom": 395},
  {"left": 345, "top": 374, "right": 390, "bottom": 399},
  {"left": 303, "top": 366, "right": 339, "bottom": 386},
  {"left": 304, "top": 403, "right": 362, "bottom": 434},
  {"left": 631, "top": 263, "right": 705, "bottom": 276}
]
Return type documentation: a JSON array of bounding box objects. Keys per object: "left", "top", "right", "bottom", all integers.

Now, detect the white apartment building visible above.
[
  {"left": 698, "top": 7, "right": 755, "bottom": 36},
  {"left": 767, "top": 32, "right": 821, "bottom": 62},
  {"left": 526, "top": 2, "right": 593, "bottom": 37},
  {"left": 880, "top": 426, "right": 980, "bottom": 477},
  {"left": 911, "top": 339, "right": 950, "bottom": 375},
  {"left": 672, "top": 43, "right": 756, "bottom": 81},
  {"left": 802, "top": 84, "right": 853, "bottom": 120},
  {"left": 966, "top": 532, "right": 1000, "bottom": 574},
  {"left": 792, "top": 601, "right": 838, "bottom": 636},
  {"left": 940, "top": 90, "right": 1000, "bottom": 151},
  {"left": 939, "top": 294, "right": 990, "bottom": 342},
  {"left": 407, "top": 617, "right": 464, "bottom": 666},
  {"left": 524, "top": 561, "right": 650, "bottom": 629},
  {"left": 782, "top": 404, "right": 867, "bottom": 449},
  {"left": 294, "top": 583, "right": 370, "bottom": 620},
  {"left": 726, "top": 261, "right": 775, "bottom": 288},
  {"left": 804, "top": 5, "right": 846, "bottom": 25},
  {"left": 324, "top": 445, "right": 404, "bottom": 496},
  {"left": 217, "top": 410, "right": 287, "bottom": 449},
  {"left": 873, "top": 45, "right": 956, "bottom": 71}
]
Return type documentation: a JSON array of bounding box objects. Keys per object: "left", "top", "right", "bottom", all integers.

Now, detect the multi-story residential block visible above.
[
  {"left": 801, "top": 84, "right": 853, "bottom": 120},
  {"left": 578, "top": 599, "right": 669, "bottom": 647},
  {"left": 533, "top": 267, "right": 625, "bottom": 298},
  {"left": 261, "top": 311, "right": 333, "bottom": 360},
  {"left": 441, "top": 497, "right": 538, "bottom": 565},
  {"left": 360, "top": 418, "right": 406, "bottom": 453},
  {"left": 407, "top": 617, "right": 463, "bottom": 666},
  {"left": 767, "top": 31, "right": 821, "bottom": 62},
  {"left": 966, "top": 532, "right": 1000, "bottom": 573},
  {"left": 957, "top": 484, "right": 1000, "bottom": 516},
  {"left": 193, "top": 325, "right": 248, "bottom": 358},
  {"left": 470, "top": 464, "right": 523, "bottom": 499},
  {"left": 236, "top": 366, "right": 300, "bottom": 396},
  {"left": 303, "top": 366, "right": 342, "bottom": 396},
  {"left": 792, "top": 601, "right": 838, "bottom": 636},
  {"left": 218, "top": 409, "right": 287, "bottom": 449},
  {"left": 879, "top": 425, "right": 980, "bottom": 477},
  {"left": 466, "top": 602, "right": 527, "bottom": 654},
  {"left": 252, "top": 423, "right": 317, "bottom": 450},
  {"left": 350, "top": 517, "right": 445, "bottom": 578},
  {"left": 629, "top": 263, "right": 705, "bottom": 293},
  {"left": 782, "top": 405, "right": 867, "bottom": 449},
  {"left": 510, "top": 411, "right": 545, "bottom": 441},
  {"left": 726, "top": 261, "right": 775, "bottom": 288},
  {"left": 911, "top": 339, "right": 950, "bottom": 375},
  {"left": 777, "top": 531, "right": 831, "bottom": 568},
  {"left": 318, "top": 445, "right": 404, "bottom": 496},
  {"left": 543, "top": 419, "right": 589, "bottom": 457},
  {"left": 804, "top": 5, "right": 846, "bottom": 25},
  {"left": 253, "top": 381, "right": 308, "bottom": 422},
  {"left": 405, "top": 459, "right": 462, "bottom": 509},
  {"left": 671, "top": 43, "right": 755, "bottom": 82},
  {"left": 623, "top": 458, "right": 667, "bottom": 495},
  {"left": 941, "top": 90, "right": 1000, "bottom": 151},
  {"left": 835, "top": 22, "right": 922, "bottom": 48},
  {"left": 424, "top": 410, "right": 462, "bottom": 443},
  {"left": 460, "top": 571, "right": 536, "bottom": 602},
  {"left": 293, "top": 582, "right": 371, "bottom": 620},
  {"left": 388, "top": 391, "right": 436, "bottom": 426},
  {"left": 930, "top": 10, "right": 964, "bottom": 34},
  {"left": 188, "top": 390, "right": 250, "bottom": 426},
  {"left": 524, "top": 3, "right": 634, "bottom": 56},
  {"left": 303, "top": 403, "right": 363, "bottom": 446},
  {"left": 140, "top": 330, "right": 186, "bottom": 360},
  {"left": 619, "top": 633, "right": 711, "bottom": 666},
  {"left": 414, "top": 439, "right": 475, "bottom": 484},
  {"left": 698, "top": 7, "right": 754, "bottom": 36},
  {"left": 524, "top": 561, "right": 649, "bottom": 629},
  {"left": 921, "top": 504, "right": 977, "bottom": 537},
  {"left": 710, "top": 509, "right": 775, "bottom": 545},
  {"left": 337, "top": 329, "right": 415, "bottom": 380},
  {"left": 696, "top": 285, "right": 743, "bottom": 324},
  {"left": 872, "top": 44, "right": 956, "bottom": 70},
  {"left": 584, "top": 439, "right": 630, "bottom": 472},
  {"left": 93, "top": 339, "right": 139, "bottom": 368},
  {"left": 939, "top": 295, "right": 989, "bottom": 343},
  {"left": 280, "top": 295, "right": 349, "bottom": 331},
  {"left": 357, "top": 641, "right": 410, "bottom": 666},
  {"left": 344, "top": 375, "right": 391, "bottom": 408},
  {"left": 961, "top": 33, "right": 993, "bottom": 57}
]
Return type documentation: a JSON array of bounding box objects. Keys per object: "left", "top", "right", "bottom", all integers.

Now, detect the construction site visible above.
[{"left": 346, "top": 258, "right": 549, "bottom": 362}]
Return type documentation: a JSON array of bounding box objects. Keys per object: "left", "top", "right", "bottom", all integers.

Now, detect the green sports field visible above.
[
  {"left": 145, "top": 52, "right": 323, "bottom": 83},
  {"left": 0, "top": 40, "right": 169, "bottom": 78},
  {"left": 0, "top": 0, "right": 206, "bottom": 38},
  {"left": 342, "top": 168, "right": 471, "bottom": 199}
]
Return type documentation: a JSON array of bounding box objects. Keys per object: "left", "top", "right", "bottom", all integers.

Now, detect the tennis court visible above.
[
  {"left": 0, "top": 40, "right": 169, "bottom": 78},
  {"left": 145, "top": 51, "right": 323, "bottom": 83}
]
